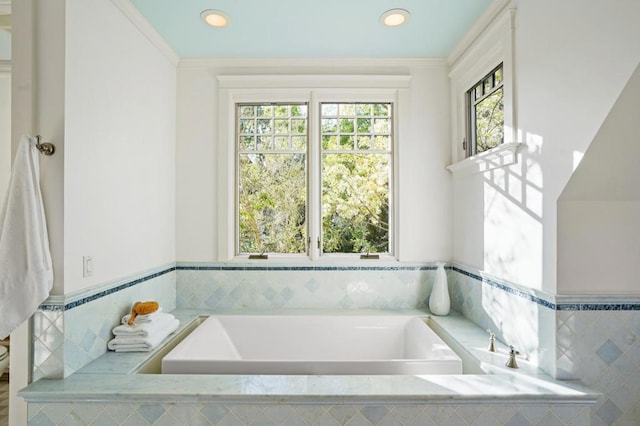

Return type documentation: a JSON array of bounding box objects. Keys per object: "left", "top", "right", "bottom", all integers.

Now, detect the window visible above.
[
  {"left": 466, "top": 63, "right": 504, "bottom": 156},
  {"left": 320, "top": 103, "right": 391, "bottom": 254},
  {"left": 236, "top": 101, "right": 392, "bottom": 257},
  {"left": 237, "top": 103, "right": 308, "bottom": 254}
]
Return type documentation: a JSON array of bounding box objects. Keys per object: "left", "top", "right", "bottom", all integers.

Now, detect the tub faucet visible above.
[
  {"left": 506, "top": 346, "right": 519, "bottom": 369},
  {"left": 487, "top": 330, "right": 496, "bottom": 352}
]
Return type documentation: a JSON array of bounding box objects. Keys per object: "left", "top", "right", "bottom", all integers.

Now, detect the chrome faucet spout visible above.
[{"left": 506, "top": 345, "right": 520, "bottom": 369}]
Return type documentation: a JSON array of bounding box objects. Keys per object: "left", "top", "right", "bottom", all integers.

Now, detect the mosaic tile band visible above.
[{"left": 37, "top": 263, "right": 640, "bottom": 312}]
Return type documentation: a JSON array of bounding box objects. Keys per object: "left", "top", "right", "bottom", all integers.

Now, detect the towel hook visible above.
[{"left": 35, "top": 135, "right": 55, "bottom": 156}]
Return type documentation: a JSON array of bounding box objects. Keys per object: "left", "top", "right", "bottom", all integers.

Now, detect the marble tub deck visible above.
[{"left": 18, "top": 309, "right": 599, "bottom": 406}]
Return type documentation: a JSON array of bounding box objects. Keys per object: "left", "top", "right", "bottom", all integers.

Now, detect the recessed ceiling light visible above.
[
  {"left": 201, "top": 9, "right": 229, "bottom": 28},
  {"left": 380, "top": 9, "right": 410, "bottom": 27}
]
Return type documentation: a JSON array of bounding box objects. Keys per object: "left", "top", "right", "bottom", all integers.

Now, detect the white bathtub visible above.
[{"left": 161, "top": 315, "right": 462, "bottom": 375}]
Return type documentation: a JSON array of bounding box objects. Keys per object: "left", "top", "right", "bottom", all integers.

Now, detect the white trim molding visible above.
[
  {"left": 446, "top": 142, "right": 523, "bottom": 176},
  {"left": 0, "top": 0, "right": 10, "bottom": 16},
  {"left": 0, "top": 59, "right": 10, "bottom": 73},
  {"left": 448, "top": 4, "right": 517, "bottom": 165},
  {"left": 109, "top": 0, "right": 179, "bottom": 66},
  {"left": 216, "top": 74, "right": 411, "bottom": 261}
]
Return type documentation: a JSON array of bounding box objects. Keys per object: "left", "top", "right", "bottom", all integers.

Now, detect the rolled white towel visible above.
[
  {"left": 112, "top": 312, "right": 176, "bottom": 337},
  {"left": 121, "top": 306, "right": 164, "bottom": 325},
  {"left": 108, "top": 318, "right": 179, "bottom": 352}
]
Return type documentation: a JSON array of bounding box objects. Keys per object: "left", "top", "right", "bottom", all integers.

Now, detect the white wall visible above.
[
  {"left": 63, "top": 0, "right": 177, "bottom": 294},
  {"left": 0, "top": 68, "right": 9, "bottom": 201},
  {"left": 175, "top": 59, "right": 452, "bottom": 263},
  {"left": 451, "top": 0, "right": 640, "bottom": 293},
  {"left": 558, "top": 64, "right": 640, "bottom": 295}
]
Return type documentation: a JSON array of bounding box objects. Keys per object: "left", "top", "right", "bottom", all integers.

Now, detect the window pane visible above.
[
  {"left": 275, "top": 119, "right": 290, "bottom": 134},
  {"left": 340, "top": 135, "right": 354, "bottom": 149},
  {"left": 322, "top": 104, "right": 338, "bottom": 116},
  {"left": 256, "top": 105, "right": 273, "bottom": 117},
  {"left": 373, "top": 118, "right": 390, "bottom": 133},
  {"left": 484, "top": 78, "right": 492, "bottom": 93},
  {"left": 373, "top": 104, "right": 389, "bottom": 116},
  {"left": 257, "top": 119, "right": 272, "bottom": 134},
  {"left": 466, "top": 63, "right": 504, "bottom": 157},
  {"left": 274, "top": 105, "right": 289, "bottom": 117},
  {"left": 320, "top": 102, "right": 392, "bottom": 255},
  {"left": 240, "top": 136, "right": 255, "bottom": 151},
  {"left": 292, "top": 136, "right": 306, "bottom": 150},
  {"left": 357, "top": 136, "right": 371, "bottom": 150},
  {"left": 322, "top": 135, "right": 338, "bottom": 150},
  {"left": 291, "top": 119, "right": 306, "bottom": 134},
  {"left": 274, "top": 136, "right": 289, "bottom": 150},
  {"left": 474, "top": 87, "right": 504, "bottom": 153},
  {"left": 322, "top": 118, "right": 338, "bottom": 133},
  {"left": 256, "top": 136, "right": 272, "bottom": 150},
  {"left": 240, "top": 106, "right": 255, "bottom": 117},
  {"left": 237, "top": 103, "right": 308, "bottom": 255},
  {"left": 356, "top": 104, "right": 372, "bottom": 116},
  {"left": 291, "top": 105, "right": 307, "bottom": 117},
  {"left": 374, "top": 136, "right": 389, "bottom": 150},
  {"left": 340, "top": 118, "right": 355, "bottom": 133},
  {"left": 339, "top": 104, "right": 355, "bottom": 116},
  {"left": 494, "top": 68, "right": 502, "bottom": 85},
  {"left": 239, "top": 119, "right": 255, "bottom": 134},
  {"left": 322, "top": 153, "right": 389, "bottom": 254},
  {"left": 239, "top": 153, "right": 307, "bottom": 253},
  {"left": 357, "top": 118, "right": 371, "bottom": 133}
]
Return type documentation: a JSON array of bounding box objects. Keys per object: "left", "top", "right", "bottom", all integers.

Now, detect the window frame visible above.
[
  {"left": 465, "top": 63, "right": 504, "bottom": 157},
  {"left": 449, "top": 6, "right": 516, "bottom": 166},
  {"left": 235, "top": 102, "right": 310, "bottom": 256},
  {"left": 318, "top": 101, "right": 394, "bottom": 257},
  {"left": 217, "top": 76, "right": 408, "bottom": 261}
]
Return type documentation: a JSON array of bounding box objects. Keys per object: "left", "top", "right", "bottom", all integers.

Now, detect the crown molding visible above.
[
  {"left": 109, "top": 0, "right": 179, "bottom": 66},
  {"left": 447, "top": 0, "right": 512, "bottom": 66},
  {"left": 179, "top": 57, "right": 447, "bottom": 70}
]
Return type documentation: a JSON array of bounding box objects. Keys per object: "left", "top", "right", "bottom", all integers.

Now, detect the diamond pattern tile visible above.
[
  {"left": 596, "top": 399, "right": 623, "bottom": 425},
  {"left": 596, "top": 339, "right": 623, "bottom": 366},
  {"left": 27, "top": 403, "right": 591, "bottom": 425}
]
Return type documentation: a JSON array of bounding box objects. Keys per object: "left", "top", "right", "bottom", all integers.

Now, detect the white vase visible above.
[{"left": 429, "top": 262, "right": 450, "bottom": 316}]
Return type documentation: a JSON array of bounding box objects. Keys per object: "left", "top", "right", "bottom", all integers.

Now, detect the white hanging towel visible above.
[{"left": 0, "top": 136, "right": 53, "bottom": 339}]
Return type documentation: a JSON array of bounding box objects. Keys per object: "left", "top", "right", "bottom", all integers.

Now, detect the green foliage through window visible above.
[
  {"left": 321, "top": 103, "right": 391, "bottom": 254},
  {"left": 237, "top": 104, "right": 307, "bottom": 254},
  {"left": 237, "top": 102, "right": 392, "bottom": 256},
  {"left": 467, "top": 64, "right": 504, "bottom": 155}
]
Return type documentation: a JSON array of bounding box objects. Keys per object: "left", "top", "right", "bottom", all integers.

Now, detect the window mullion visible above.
[{"left": 308, "top": 92, "right": 321, "bottom": 260}]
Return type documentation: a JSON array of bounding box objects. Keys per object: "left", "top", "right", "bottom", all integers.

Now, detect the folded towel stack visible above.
[{"left": 108, "top": 308, "right": 179, "bottom": 352}]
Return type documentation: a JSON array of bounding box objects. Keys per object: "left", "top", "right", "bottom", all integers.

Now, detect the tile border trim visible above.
[
  {"left": 39, "top": 261, "right": 640, "bottom": 312},
  {"left": 451, "top": 264, "right": 640, "bottom": 311},
  {"left": 38, "top": 265, "right": 177, "bottom": 312}
]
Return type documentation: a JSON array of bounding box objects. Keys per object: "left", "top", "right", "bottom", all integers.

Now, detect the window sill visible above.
[
  {"left": 231, "top": 253, "right": 399, "bottom": 265},
  {"left": 446, "top": 142, "right": 523, "bottom": 176}
]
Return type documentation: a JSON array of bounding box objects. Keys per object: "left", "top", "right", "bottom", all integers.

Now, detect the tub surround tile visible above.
[
  {"left": 26, "top": 403, "right": 592, "bottom": 426},
  {"left": 176, "top": 267, "right": 435, "bottom": 311},
  {"left": 20, "top": 310, "right": 598, "bottom": 409},
  {"left": 449, "top": 264, "right": 640, "bottom": 425},
  {"left": 32, "top": 267, "right": 177, "bottom": 379}
]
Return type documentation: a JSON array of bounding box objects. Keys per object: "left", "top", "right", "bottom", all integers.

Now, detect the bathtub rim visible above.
[{"left": 18, "top": 309, "right": 601, "bottom": 406}]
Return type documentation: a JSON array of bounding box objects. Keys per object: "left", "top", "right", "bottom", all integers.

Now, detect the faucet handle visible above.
[
  {"left": 506, "top": 345, "right": 520, "bottom": 368},
  {"left": 487, "top": 329, "right": 496, "bottom": 352}
]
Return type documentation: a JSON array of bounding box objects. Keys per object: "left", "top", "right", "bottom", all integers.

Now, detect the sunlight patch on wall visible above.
[
  {"left": 482, "top": 131, "right": 545, "bottom": 289},
  {"left": 572, "top": 150, "right": 584, "bottom": 171}
]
